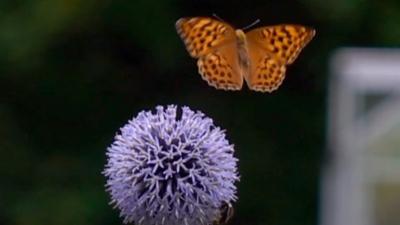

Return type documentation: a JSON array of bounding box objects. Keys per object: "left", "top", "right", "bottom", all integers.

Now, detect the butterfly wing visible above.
[
  {"left": 245, "top": 25, "right": 315, "bottom": 92},
  {"left": 244, "top": 41, "right": 287, "bottom": 92},
  {"left": 197, "top": 43, "right": 243, "bottom": 90},
  {"left": 176, "top": 17, "right": 243, "bottom": 90}
]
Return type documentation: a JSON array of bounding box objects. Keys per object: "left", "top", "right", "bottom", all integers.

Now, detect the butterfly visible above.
[{"left": 176, "top": 17, "right": 315, "bottom": 92}]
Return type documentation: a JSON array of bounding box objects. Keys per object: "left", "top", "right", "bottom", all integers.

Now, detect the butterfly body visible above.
[
  {"left": 176, "top": 17, "right": 315, "bottom": 92},
  {"left": 235, "top": 29, "right": 251, "bottom": 80}
]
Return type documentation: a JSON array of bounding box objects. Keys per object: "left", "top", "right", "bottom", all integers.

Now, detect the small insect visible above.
[
  {"left": 176, "top": 17, "right": 315, "bottom": 92},
  {"left": 213, "top": 201, "right": 235, "bottom": 225}
]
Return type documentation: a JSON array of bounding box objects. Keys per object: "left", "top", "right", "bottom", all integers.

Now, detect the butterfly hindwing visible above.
[
  {"left": 197, "top": 43, "right": 243, "bottom": 90},
  {"left": 176, "top": 17, "right": 242, "bottom": 91},
  {"left": 244, "top": 46, "right": 286, "bottom": 92},
  {"left": 176, "top": 17, "right": 315, "bottom": 92},
  {"left": 176, "top": 17, "right": 236, "bottom": 58},
  {"left": 245, "top": 24, "right": 315, "bottom": 92}
]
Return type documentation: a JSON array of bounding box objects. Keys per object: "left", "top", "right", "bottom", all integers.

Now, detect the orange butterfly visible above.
[{"left": 176, "top": 17, "right": 315, "bottom": 92}]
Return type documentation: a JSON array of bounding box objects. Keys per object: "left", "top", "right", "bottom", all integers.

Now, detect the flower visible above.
[{"left": 103, "top": 105, "right": 239, "bottom": 225}]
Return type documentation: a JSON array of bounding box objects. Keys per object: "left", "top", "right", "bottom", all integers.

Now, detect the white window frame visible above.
[{"left": 321, "top": 48, "right": 400, "bottom": 225}]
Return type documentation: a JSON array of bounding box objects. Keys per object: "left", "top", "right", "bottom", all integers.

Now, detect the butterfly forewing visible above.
[
  {"left": 176, "top": 17, "right": 243, "bottom": 90},
  {"left": 245, "top": 24, "right": 315, "bottom": 92},
  {"left": 246, "top": 25, "right": 315, "bottom": 65},
  {"left": 176, "top": 17, "right": 315, "bottom": 92},
  {"left": 176, "top": 17, "right": 237, "bottom": 57}
]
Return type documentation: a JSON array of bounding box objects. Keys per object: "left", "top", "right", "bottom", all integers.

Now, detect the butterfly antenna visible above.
[
  {"left": 242, "top": 19, "right": 260, "bottom": 31},
  {"left": 212, "top": 13, "right": 226, "bottom": 23}
]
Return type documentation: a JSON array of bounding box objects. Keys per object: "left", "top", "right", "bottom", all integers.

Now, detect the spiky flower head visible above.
[{"left": 104, "top": 105, "right": 239, "bottom": 225}]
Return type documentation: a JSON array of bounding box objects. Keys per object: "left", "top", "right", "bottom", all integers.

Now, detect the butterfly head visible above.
[{"left": 235, "top": 29, "right": 246, "bottom": 44}]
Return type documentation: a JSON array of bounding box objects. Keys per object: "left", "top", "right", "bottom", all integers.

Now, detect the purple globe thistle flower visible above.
[{"left": 104, "top": 105, "right": 239, "bottom": 225}]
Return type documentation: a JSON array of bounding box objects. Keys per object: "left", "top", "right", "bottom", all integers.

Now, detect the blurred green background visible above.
[{"left": 1, "top": 0, "right": 399, "bottom": 225}]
